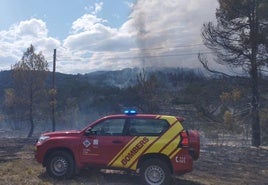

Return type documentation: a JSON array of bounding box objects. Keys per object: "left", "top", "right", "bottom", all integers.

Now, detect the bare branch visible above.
[{"left": 198, "top": 53, "right": 233, "bottom": 77}]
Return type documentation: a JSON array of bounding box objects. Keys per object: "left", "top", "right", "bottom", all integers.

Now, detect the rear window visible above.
[{"left": 128, "top": 118, "right": 169, "bottom": 136}]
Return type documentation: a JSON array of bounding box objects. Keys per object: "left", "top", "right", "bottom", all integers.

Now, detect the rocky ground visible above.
[{"left": 0, "top": 138, "right": 268, "bottom": 185}]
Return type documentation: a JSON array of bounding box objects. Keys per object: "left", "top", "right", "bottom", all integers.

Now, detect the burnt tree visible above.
[
  {"left": 199, "top": 0, "right": 268, "bottom": 146},
  {"left": 11, "top": 45, "right": 49, "bottom": 137}
]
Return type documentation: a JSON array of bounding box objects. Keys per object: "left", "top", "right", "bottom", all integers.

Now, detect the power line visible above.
[
  {"left": 133, "top": 43, "right": 205, "bottom": 51},
  {"left": 51, "top": 51, "right": 214, "bottom": 62},
  {"left": 53, "top": 42, "right": 205, "bottom": 56},
  {"left": 103, "top": 51, "right": 214, "bottom": 61},
  {"left": 52, "top": 43, "right": 208, "bottom": 60}
]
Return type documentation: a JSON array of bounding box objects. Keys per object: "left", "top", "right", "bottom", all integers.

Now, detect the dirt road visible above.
[{"left": 0, "top": 138, "right": 267, "bottom": 185}]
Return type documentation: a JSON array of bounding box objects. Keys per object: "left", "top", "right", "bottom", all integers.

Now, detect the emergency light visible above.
[{"left": 124, "top": 110, "right": 137, "bottom": 115}]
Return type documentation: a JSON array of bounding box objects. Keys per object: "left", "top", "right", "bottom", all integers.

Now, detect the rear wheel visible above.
[
  {"left": 140, "top": 158, "right": 172, "bottom": 185},
  {"left": 46, "top": 151, "right": 75, "bottom": 179}
]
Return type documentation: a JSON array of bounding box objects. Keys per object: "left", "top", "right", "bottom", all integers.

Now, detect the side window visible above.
[
  {"left": 128, "top": 119, "right": 169, "bottom": 136},
  {"left": 91, "top": 119, "right": 125, "bottom": 136}
]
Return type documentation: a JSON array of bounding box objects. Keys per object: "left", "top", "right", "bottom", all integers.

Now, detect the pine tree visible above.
[
  {"left": 11, "top": 45, "right": 49, "bottom": 137},
  {"left": 199, "top": 0, "right": 268, "bottom": 146}
]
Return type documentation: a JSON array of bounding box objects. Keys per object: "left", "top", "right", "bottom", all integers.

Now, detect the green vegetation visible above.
[
  {"left": 3, "top": 45, "right": 49, "bottom": 137},
  {"left": 0, "top": 64, "right": 268, "bottom": 144}
]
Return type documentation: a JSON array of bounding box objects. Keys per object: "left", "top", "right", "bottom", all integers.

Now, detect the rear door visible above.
[{"left": 108, "top": 118, "right": 170, "bottom": 170}]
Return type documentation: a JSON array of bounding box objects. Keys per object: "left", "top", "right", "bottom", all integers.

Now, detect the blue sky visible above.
[
  {"left": 0, "top": 0, "right": 219, "bottom": 74},
  {"left": 0, "top": 0, "right": 133, "bottom": 39}
]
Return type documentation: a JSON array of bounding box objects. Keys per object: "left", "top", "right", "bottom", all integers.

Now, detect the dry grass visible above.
[
  {"left": 1, "top": 138, "right": 268, "bottom": 185},
  {"left": 0, "top": 143, "right": 138, "bottom": 185},
  {"left": 0, "top": 159, "right": 46, "bottom": 185},
  {"left": 0, "top": 159, "right": 129, "bottom": 185}
]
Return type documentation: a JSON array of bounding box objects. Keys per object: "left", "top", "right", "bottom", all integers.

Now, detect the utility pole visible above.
[{"left": 52, "top": 49, "right": 56, "bottom": 131}]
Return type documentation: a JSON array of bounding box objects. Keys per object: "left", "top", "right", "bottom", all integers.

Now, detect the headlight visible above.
[{"left": 37, "top": 135, "right": 50, "bottom": 144}]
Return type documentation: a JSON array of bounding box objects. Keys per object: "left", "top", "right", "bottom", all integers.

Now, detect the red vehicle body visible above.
[{"left": 35, "top": 112, "right": 200, "bottom": 185}]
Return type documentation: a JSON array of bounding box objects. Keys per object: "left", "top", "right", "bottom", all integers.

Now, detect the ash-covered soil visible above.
[{"left": 0, "top": 138, "right": 267, "bottom": 185}]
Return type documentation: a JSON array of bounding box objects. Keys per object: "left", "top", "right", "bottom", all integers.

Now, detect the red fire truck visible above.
[{"left": 35, "top": 110, "right": 200, "bottom": 185}]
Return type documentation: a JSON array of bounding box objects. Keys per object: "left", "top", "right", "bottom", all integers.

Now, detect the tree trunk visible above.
[
  {"left": 28, "top": 118, "right": 34, "bottom": 138},
  {"left": 249, "top": 3, "right": 261, "bottom": 147},
  {"left": 250, "top": 65, "right": 261, "bottom": 147},
  {"left": 27, "top": 84, "right": 34, "bottom": 138}
]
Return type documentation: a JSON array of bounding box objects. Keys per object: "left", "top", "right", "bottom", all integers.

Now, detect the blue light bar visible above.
[{"left": 124, "top": 110, "right": 137, "bottom": 115}]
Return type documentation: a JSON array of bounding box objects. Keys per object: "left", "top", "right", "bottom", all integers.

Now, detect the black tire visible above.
[
  {"left": 46, "top": 151, "right": 75, "bottom": 179},
  {"left": 140, "top": 158, "right": 172, "bottom": 185}
]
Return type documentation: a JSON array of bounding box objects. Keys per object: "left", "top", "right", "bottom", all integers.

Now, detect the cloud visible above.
[
  {"left": 0, "top": 0, "right": 219, "bottom": 74},
  {"left": 93, "top": 2, "right": 104, "bottom": 15},
  {"left": 124, "top": 1, "right": 135, "bottom": 9},
  {"left": 65, "top": 22, "right": 134, "bottom": 53},
  {"left": 0, "top": 18, "right": 60, "bottom": 71},
  {"left": 85, "top": 1, "right": 104, "bottom": 15},
  {"left": 71, "top": 14, "right": 107, "bottom": 34},
  {"left": 17, "top": 19, "right": 48, "bottom": 38},
  {"left": 61, "top": 0, "right": 219, "bottom": 72}
]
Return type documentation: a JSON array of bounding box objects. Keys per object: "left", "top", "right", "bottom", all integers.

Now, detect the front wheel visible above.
[
  {"left": 46, "top": 151, "right": 75, "bottom": 179},
  {"left": 140, "top": 158, "right": 172, "bottom": 185}
]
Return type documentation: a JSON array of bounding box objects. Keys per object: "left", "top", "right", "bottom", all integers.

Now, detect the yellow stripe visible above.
[
  {"left": 145, "top": 122, "right": 182, "bottom": 153},
  {"left": 109, "top": 137, "right": 157, "bottom": 168},
  {"left": 160, "top": 116, "right": 178, "bottom": 126},
  {"left": 169, "top": 148, "right": 181, "bottom": 159},
  {"left": 161, "top": 135, "right": 181, "bottom": 156},
  {"left": 108, "top": 136, "right": 137, "bottom": 166},
  {"left": 113, "top": 137, "right": 144, "bottom": 167},
  {"left": 122, "top": 137, "right": 156, "bottom": 168},
  {"left": 109, "top": 116, "right": 184, "bottom": 169},
  {"left": 129, "top": 161, "right": 138, "bottom": 170}
]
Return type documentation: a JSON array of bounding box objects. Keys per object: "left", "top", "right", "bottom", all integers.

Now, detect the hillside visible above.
[
  {"left": 0, "top": 68, "right": 268, "bottom": 144},
  {"left": 0, "top": 67, "right": 203, "bottom": 109}
]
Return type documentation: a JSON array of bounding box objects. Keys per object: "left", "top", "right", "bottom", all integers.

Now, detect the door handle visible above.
[{"left": 112, "top": 140, "right": 122, "bottom": 144}]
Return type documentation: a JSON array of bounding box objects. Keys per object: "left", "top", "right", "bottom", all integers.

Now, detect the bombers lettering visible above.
[{"left": 121, "top": 137, "right": 149, "bottom": 165}]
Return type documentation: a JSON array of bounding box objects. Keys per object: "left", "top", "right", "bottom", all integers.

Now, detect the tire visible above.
[
  {"left": 46, "top": 151, "right": 75, "bottom": 179},
  {"left": 140, "top": 158, "right": 172, "bottom": 185}
]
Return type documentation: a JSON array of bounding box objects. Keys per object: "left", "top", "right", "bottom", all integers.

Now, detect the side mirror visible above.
[{"left": 84, "top": 127, "right": 92, "bottom": 136}]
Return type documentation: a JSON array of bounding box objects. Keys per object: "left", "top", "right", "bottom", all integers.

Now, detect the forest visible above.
[{"left": 0, "top": 67, "right": 268, "bottom": 145}]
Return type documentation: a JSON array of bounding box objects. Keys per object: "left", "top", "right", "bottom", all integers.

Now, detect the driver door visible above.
[{"left": 80, "top": 118, "right": 127, "bottom": 167}]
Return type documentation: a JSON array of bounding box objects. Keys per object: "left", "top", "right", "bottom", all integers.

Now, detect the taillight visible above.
[{"left": 179, "top": 131, "right": 189, "bottom": 148}]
